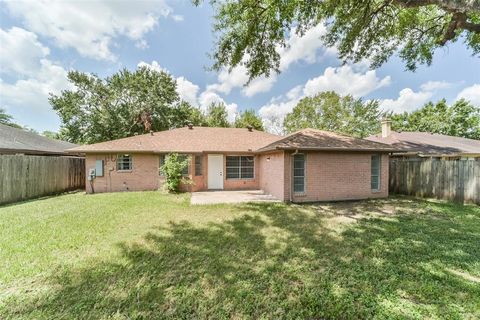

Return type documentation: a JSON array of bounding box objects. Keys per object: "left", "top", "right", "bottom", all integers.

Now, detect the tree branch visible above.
[{"left": 392, "top": 0, "right": 480, "bottom": 13}]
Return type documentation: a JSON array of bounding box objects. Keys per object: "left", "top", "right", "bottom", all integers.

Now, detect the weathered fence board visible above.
[
  {"left": 390, "top": 157, "right": 479, "bottom": 205},
  {"left": 0, "top": 155, "right": 85, "bottom": 205}
]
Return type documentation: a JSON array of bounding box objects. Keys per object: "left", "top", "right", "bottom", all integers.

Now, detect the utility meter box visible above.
[{"left": 88, "top": 168, "right": 96, "bottom": 181}]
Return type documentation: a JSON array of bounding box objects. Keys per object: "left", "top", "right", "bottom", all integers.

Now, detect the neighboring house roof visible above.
[
  {"left": 68, "top": 127, "right": 281, "bottom": 153},
  {"left": 257, "top": 128, "right": 398, "bottom": 153},
  {"left": 0, "top": 124, "right": 79, "bottom": 155},
  {"left": 366, "top": 131, "right": 480, "bottom": 156}
]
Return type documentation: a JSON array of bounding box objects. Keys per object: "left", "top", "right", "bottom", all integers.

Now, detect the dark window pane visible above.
[
  {"left": 226, "top": 167, "right": 240, "bottom": 179},
  {"left": 159, "top": 155, "right": 165, "bottom": 175},
  {"left": 293, "top": 154, "right": 305, "bottom": 193},
  {"left": 226, "top": 156, "right": 240, "bottom": 167},
  {"left": 195, "top": 155, "right": 203, "bottom": 176},
  {"left": 117, "top": 154, "right": 132, "bottom": 171},
  {"left": 241, "top": 167, "right": 254, "bottom": 179},
  {"left": 371, "top": 155, "right": 380, "bottom": 190}
]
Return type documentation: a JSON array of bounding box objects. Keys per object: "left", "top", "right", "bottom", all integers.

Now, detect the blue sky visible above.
[{"left": 1, "top": 0, "right": 479, "bottom": 133}]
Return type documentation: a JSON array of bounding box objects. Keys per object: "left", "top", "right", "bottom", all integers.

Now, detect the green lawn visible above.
[{"left": 0, "top": 192, "right": 479, "bottom": 319}]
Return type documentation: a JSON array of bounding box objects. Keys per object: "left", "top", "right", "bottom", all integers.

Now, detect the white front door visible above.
[{"left": 208, "top": 154, "right": 224, "bottom": 189}]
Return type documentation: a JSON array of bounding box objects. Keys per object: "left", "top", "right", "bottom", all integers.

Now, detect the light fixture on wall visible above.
[{"left": 266, "top": 156, "right": 271, "bottom": 162}]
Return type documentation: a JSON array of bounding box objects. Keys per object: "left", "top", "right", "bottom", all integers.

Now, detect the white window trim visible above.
[
  {"left": 293, "top": 153, "right": 306, "bottom": 195},
  {"left": 117, "top": 154, "right": 133, "bottom": 172},
  {"left": 225, "top": 155, "right": 255, "bottom": 180},
  {"left": 371, "top": 154, "right": 381, "bottom": 192}
]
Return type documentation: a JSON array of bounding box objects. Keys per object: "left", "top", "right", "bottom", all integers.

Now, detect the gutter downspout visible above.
[{"left": 289, "top": 149, "right": 299, "bottom": 203}]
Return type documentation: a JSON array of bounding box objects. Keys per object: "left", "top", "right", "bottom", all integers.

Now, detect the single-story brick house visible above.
[{"left": 68, "top": 126, "right": 397, "bottom": 202}]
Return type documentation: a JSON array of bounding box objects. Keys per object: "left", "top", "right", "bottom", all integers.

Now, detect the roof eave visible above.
[{"left": 273, "top": 146, "right": 403, "bottom": 153}]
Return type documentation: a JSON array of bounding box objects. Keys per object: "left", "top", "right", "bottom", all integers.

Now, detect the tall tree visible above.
[
  {"left": 0, "top": 107, "right": 22, "bottom": 128},
  {"left": 391, "top": 98, "right": 480, "bottom": 139},
  {"left": 50, "top": 66, "right": 181, "bottom": 144},
  {"left": 171, "top": 101, "right": 208, "bottom": 127},
  {"left": 234, "top": 109, "right": 264, "bottom": 131},
  {"left": 0, "top": 107, "right": 13, "bottom": 125},
  {"left": 283, "top": 91, "right": 383, "bottom": 138},
  {"left": 196, "top": 0, "right": 480, "bottom": 80},
  {"left": 205, "top": 102, "right": 230, "bottom": 127},
  {"left": 42, "top": 131, "right": 60, "bottom": 140}
]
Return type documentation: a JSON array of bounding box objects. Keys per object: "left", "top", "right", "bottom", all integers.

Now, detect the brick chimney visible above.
[{"left": 381, "top": 118, "right": 392, "bottom": 138}]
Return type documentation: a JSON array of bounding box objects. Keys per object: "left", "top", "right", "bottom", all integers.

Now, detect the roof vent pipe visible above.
[
  {"left": 187, "top": 122, "right": 193, "bottom": 129},
  {"left": 247, "top": 125, "right": 253, "bottom": 132}
]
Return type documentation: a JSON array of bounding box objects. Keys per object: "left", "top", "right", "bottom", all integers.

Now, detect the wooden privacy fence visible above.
[
  {"left": 0, "top": 155, "right": 85, "bottom": 205},
  {"left": 389, "top": 157, "right": 480, "bottom": 204}
]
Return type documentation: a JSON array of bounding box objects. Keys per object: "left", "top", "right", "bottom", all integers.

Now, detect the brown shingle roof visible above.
[
  {"left": 68, "top": 127, "right": 281, "bottom": 153},
  {"left": 257, "top": 128, "right": 398, "bottom": 153},
  {"left": 0, "top": 124, "right": 78, "bottom": 155},
  {"left": 366, "top": 132, "right": 480, "bottom": 156}
]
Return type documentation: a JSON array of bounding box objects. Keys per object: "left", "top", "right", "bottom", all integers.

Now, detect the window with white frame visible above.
[
  {"left": 117, "top": 154, "right": 132, "bottom": 171},
  {"left": 293, "top": 154, "right": 305, "bottom": 193},
  {"left": 371, "top": 155, "right": 381, "bottom": 190},
  {"left": 226, "top": 156, "right": 254, "bottom": 179}
]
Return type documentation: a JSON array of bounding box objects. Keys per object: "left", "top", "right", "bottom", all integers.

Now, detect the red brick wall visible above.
[
  {"left": 287, "top": 151, "right": 389, "bottom": 202},
  {"left": 85, "top": 153, "right": 258, "bottom": 193},
  {"left": 85, "top": 151, "right": 389, "bottom": 201},
  {"left": 178, "top": 154, "right": 206, "bottom": 192},
  {"left": 85, "top": 153, "right": 160, "bottom": 193},
  {"left": 259, "top": 151, "right": 286, "bottom": 200}
]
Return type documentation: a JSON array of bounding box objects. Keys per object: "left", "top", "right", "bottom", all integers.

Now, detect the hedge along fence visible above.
[
  {"left": 389, "top": 157, "right": 480, "bottom": 205},
  {"left": 0, "top": 155, "right": 85, "bottom": 205}
]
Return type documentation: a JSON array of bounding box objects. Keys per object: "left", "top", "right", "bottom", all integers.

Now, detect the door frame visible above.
[{"left": 207, "top": 154, "right": 224, "bottom": 190}]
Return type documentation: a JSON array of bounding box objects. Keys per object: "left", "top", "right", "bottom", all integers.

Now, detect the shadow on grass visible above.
[{"left": 2, "top": 198, "right": 480, "bottom": 319}]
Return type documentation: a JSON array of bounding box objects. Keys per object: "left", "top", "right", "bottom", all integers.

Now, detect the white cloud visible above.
[
  {"left": 303, "top": 65, "right": 391, "bottom": 97},
  {"left": 457, "top": 84, "right": 480, "bottom": 106},
  {"left": 176, "top": 77, "right": 200, "bottom": 105},
  {"left": 380, "top": 88, "right": 433, "bottom": 113},
  {"left": 138, "top": 60, "right": 200, "bottom": 105},
  {"left": 137, "top": 60, "right": 167, "bottom": 73},
  {"left": 0, "top": 27, "right": 50, "bottom": 76},
  {"left": 278, "top": 24, "right": 329, "bottom": 71},
  {"left": 0, "top": 59, "right": 72, "bottom": 131},
  {"left": 380, "top": 80, "right": 461, "bottom": 113},
  {"left": 207, "top": 66, "right": 249, "bottom": 95},
  {"left": 242, "top": 76, "right": 277, "bottom": 97},
  {"left": 207, "top": 24, "right": 330, "bottom": 98},
  {"left": 286, "top": 85, "right": 303, "bottom": 100},
  {"left": 4, "top": 0, "right": 172, "bottom": 60},
  {"left": 0, "top": 26, "right": 73, "bottom": 130},
  {"left": 258, "top": 64, "right": 392, "bottom": 132},
  {"left": 138, "top": 60, "right": 238, "bottom": 123},
  {"left": 259, "top": 98, "right": 299, "bottom": 135},
  {"left": 135, "top": 39, "right": 149, "bottom": 50},
  {"left": 172, "top": 15, "right": 184, "bottom": 22},
  {"left": 198, "top": 91, "right": 238, "bottom": 122},
  {"left": 420, "top": 81, "right": 452, "bottom": 91}
]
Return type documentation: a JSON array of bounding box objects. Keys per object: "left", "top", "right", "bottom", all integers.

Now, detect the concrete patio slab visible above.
[{"left": 191, "top": 190, "right": 280, "bottom": 205}]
